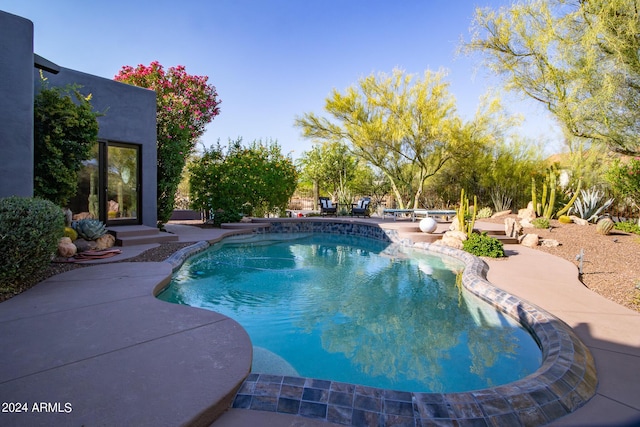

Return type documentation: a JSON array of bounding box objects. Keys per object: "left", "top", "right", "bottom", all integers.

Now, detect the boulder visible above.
[
  {"left": 57, "top": 237, "right": 77, "bottom": 258},
  {"left": 520, "top": 233, "right": 539, "bottom": 248},
  {"left": 95, "top": 233, "right": 116, "bottom": 250},
  {"left": 569, "top": 215, "right": 589, "bottom": 226},
  {"left": 491, "top": 210, "right": 512, "bottom": 219},
  {"left": 540, "top": 239, "right": 560, "bottom": 247},
  {"left": 240, "top": 216, "right": 253, "bottom": 223},
  {"left": 448, "top": 217, "right": 461, "bottom": 231},
  {"left": 520, "top": 218, "right": 534, "bottom": 228},
  {"left": 436, "top": 235, "right": 464, "bottom": 250},
  {"left": 72, "top": 212, "right": 93, "bottom": 220},
  {"left": 74, "top": 238, "right": 98, "bottom": 253},
  {"left": 504, "top": 217, "right": 523, "bottom": 238},
  {"left": 518, "top": 207, "right": 536, "bottom": 222},
  {"left": 445, "top": 230, "right": 468, "bottom": 241},
  {"left": 435, "top": 230, "right": 467, "bottom": 250}
]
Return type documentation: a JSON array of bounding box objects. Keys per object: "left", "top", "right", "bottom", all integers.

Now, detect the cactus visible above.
[
  {"left": 555, "top": 178, "right": 582, "bottom": 218},
  {"left": 532, "top": 170, "right": 582, "bottom": 219},
  {"left": 457, "top": 189, "right": 477, "bottom": 238},
  {"left": 596, "top": 218, "right": 615, "bottom": 235},
  {"left": 532, "top": 217, "right": 550, "bottom": 229},
  {"left": 558, "top": 215, "right": 572, "bottom": 224},
  {"left": 532, "top": 171, "right": 556, "bottom": 219},
  {"left": 63, "top": 226, "right": 78, "bottom": 241},
  {"left": 72, "top": 218, "right": 107, "bottom": 240}
]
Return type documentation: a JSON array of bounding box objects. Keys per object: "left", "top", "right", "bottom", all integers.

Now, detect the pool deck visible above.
[{"left": 0, "top": 218, "right": 638, "bottom": 426}]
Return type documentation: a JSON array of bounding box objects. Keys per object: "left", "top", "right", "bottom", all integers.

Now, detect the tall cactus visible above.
[
  {"left": 555, "top": 178, "right": 582, "bottom": 218},
  {"left": 531, "top": 170, "right": 581, "bottom": 219},
  {"left": 457, "top": 189, "right": 477, "bottom": 238}
]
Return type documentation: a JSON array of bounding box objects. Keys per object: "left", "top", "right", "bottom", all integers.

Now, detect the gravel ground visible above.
[
  {"left": 480, "top": 215, "right": 640, "bottom": 313},
  {"left": 3, "top": 219, "right": 639, "bottom": 312}
]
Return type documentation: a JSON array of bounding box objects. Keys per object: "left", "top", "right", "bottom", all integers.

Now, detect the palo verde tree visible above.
[
  {"left": 466, "top": 0, "right": 640, "bottom": 156},
  {"left": 296, "top": 69, "right": 472, "bottom": 209},
  {"left": 297, "top": 142, "right": 358, "bottom": 206},
  {"left": 33, "top": 78, "right": 100, "bottom": 207},
  {"left": 114, "top": 61, "right": 221, "bottom": 227}
]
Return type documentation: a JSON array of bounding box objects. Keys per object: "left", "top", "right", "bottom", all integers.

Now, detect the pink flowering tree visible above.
[{"left": 114, "top": 61, "right": 221, "bottom": 226}]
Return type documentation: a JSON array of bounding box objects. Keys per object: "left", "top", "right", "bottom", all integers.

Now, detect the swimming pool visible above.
[{"left": 157, "top": 232, "right": 541, "bottom": 393}]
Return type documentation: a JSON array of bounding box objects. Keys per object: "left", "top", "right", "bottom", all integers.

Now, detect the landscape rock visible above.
[
  {"left": 540, "top": 239, "right": 561, "bottom": 247},
  {"left": 435, "top": 230, "right": 467, "bottom": 250},
  {"left": 95, "top": 233, "right": 116, "bottom": 250},
  {"left": 520, "top": 233, "right": 539, "bottom": 248},
  {"left": 448, "top": 217, "right": 461, "bottom": 231},
  {"left": 518, "top": 207, "right": 536, "bottom": 222},
  {"left": 491, "top": 210, "right": 512, "bottom": 219},
  {"left": 436, "top": 236, "right": 464, "bottom": 250},
  {"left": 570, "top": 215, "right": 589, "bottom": 226},
  {"left": 445, "top": 230, "right": 468, "bottom": 241},
  {"left": 57, "top": 237, "right": 77, "bottom": 258},
  {"left": 74, "top": 238, "right": 98, "bottom": 253},
  {"left": 504, "top": 217, "right": 523, "bottom": 238},
  {"left": 72, "top": 212, "right": 93, "bottom": 220}
]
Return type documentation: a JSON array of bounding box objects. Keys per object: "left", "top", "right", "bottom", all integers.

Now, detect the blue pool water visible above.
[{"left": 157, "top": 233, "right": 541, "bottom": 393}]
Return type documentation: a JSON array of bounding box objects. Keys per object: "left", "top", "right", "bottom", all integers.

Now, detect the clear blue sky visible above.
[{"left": 2, "top": 0, "right": 561, "bottom": 158}]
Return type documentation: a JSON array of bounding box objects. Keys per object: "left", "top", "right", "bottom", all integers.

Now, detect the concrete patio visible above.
[{"left": 0, "top": 218, "right": 638, "bottom": 426}]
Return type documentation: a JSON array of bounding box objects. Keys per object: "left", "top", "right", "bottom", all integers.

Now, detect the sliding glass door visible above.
[
  {"left": 69, "top": 141, "right": 141, "bottom": 225},
  {"left": 106, "top": 144, "right": 139, "bottom": 224}
]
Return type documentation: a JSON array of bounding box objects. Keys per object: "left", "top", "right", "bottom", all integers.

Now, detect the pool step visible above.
[{"left": 108, "top": 225, "right": 179, "bottom": 246}]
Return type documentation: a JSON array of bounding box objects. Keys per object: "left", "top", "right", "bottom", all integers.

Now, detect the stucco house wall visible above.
[
  {"left": 0, "top": 10, "right": 158, "bottom": 228},
  {"left": 39, "top": 68, "right": 158, "bottom": 228},
  {"left": 0, "top": 11, "right": 34, "bottom": 198}
]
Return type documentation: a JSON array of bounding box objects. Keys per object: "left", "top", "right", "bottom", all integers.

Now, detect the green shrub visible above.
[
  {"left": 34, "top": 80, "right": 99, "bottom": 207},
  {"left": 0, "top": 197, "right": 64, "bottom": 294},
  {"left": 189, "top": 139, "right": 298, "bottom": 220},
  {"left": 211, "top": 210, "right": 243, "bottom": 227},
  {"left": 532, "top": 217, "right": 550, "bottom": 229},
  {"left": 462, "top": 232, "right": 506, "bottom": 258},
  {"left": 614, "top": 221, "right": 640, "bottom": 235}
]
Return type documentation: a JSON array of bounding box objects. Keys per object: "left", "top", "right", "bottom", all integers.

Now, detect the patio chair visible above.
[
  {"left": 319, "top": 197, "right": 338, "bottom": 216},
  {"left": 350, "top": 197, "right": 371, "bottom": 217}
]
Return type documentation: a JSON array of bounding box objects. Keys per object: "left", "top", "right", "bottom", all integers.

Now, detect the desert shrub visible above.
[
  {"left": 476, "top": 207, "right": 493, "bottom": 219},
  {"left": 0, "top": 197, "right": 64, "bottom": 293},
  {"left": 614, "top": 221, "right": 640, "bottom": 235},
  {"left": 462, "top": 232, "right": 506, "bottom": 258},
  {"left": 532, "top": 217, "right": 550, "bottom": 229}
]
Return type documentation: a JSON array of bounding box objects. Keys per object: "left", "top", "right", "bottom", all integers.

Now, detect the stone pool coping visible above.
[{"left": 164, "top": 220, "right": 597, "bottom": 426}]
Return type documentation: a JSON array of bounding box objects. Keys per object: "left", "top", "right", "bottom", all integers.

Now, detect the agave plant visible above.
[
  {"left": 571, "top": 188, "right": 614, "bottom": 223},
  {"left": 72, "top": 218, "right": 107, "bottom": 240}
]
